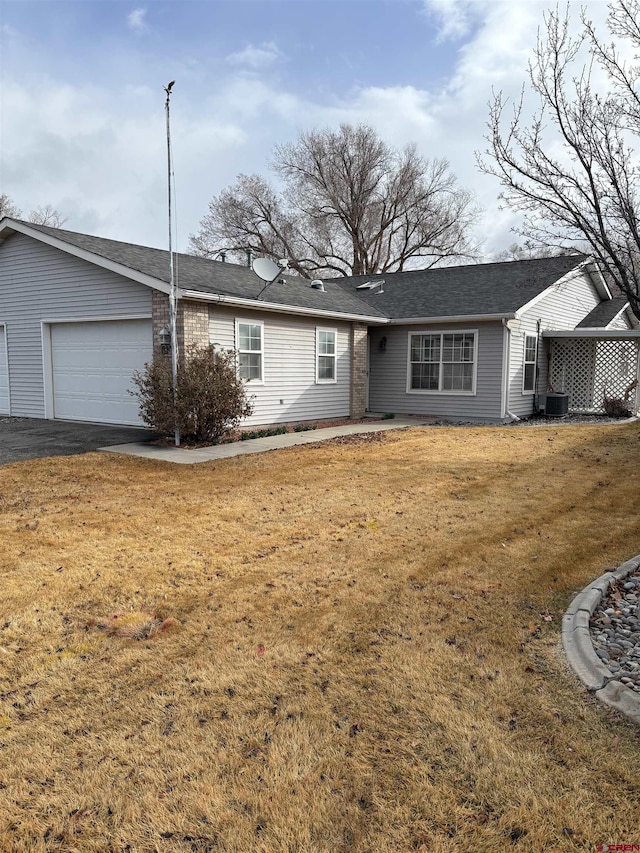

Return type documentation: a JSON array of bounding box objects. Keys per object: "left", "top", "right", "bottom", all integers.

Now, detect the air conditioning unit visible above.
[{"left": 545, "top": 392, "right": 569, "bottom": 417}]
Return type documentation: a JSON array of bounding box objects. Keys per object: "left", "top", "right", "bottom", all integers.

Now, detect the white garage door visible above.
[
  {"left": 51, "top": 319, "right": 152, "bottom": 426},
  {"left": 0, "top": 326, "right": 9, "bottom": 415}
]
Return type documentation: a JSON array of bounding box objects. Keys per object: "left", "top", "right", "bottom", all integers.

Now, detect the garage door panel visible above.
[
  {"left": 0, "top": 327, "right": 8, "bottom": 415},
  {"left": 51, "top": 320, "right": 151, "bottom": 426}
]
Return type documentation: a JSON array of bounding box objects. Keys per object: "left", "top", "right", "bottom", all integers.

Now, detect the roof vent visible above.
[
  {"left": 310, "top": 279, "right": 325, "bottom": 292},
  {"left": 356, "top": 279, "right": 385, "bottom": 293}
]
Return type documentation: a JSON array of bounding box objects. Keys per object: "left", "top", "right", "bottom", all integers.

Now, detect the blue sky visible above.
[{"left": 0, "top": 0, "right": 613, "bottom": 257}]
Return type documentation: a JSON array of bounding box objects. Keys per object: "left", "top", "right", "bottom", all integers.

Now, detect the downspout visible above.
[
  {"left": 534, "top": 318, "right": 541, "bottom": 412},
  {"left": 502, "top": 318, "right": 520, "bottom": 422}
]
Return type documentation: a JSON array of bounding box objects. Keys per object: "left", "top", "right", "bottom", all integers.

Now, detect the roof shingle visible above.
[
  {"left": 331, "top": 254, "right": 589, "bottom": 320},
  {"left": 15, "top": 221, "right": 387, "bottom": 320},
  {"left": 7, "top": 221, "right": 594, "bottom": 323}
]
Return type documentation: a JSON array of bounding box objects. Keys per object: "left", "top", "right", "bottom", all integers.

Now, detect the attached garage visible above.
[
  {"left": 0, "top": 325, "right": 9, "bottom": 415},
  {"left": 48, "top": 319, "right": 152, "bottom": 426}
]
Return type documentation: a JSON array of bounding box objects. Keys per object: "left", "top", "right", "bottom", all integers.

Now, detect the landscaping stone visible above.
[{"left": 562, "top": 554, "right": 640, "bottom": 727}]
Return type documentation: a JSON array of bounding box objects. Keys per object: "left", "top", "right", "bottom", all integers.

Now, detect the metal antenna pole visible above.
[{"left": 164, "top": 80, "right": 180, "bottom": 447}]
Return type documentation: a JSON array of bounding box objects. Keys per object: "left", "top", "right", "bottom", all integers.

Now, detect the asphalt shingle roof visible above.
[
  {"left": 576, "top": 296, "right": 629, "bottom": 328},
  {"left": 331, "top": 254, "right": 589, "bottom": 320},
  {"left": 18, "top": 221, "right": 387, "bottom": 321},
  {"left": 11, "top": 221, "right": 592, "bottom": 323}
]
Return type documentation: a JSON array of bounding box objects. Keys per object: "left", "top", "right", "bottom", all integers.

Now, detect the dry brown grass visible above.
[{"left": 0, "top": 423, "right": 639, "bottom": 852}]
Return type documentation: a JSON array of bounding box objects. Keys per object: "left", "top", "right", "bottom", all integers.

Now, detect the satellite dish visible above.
[{"left": 252, "top": 257, "right": 280, "bottom": 282}]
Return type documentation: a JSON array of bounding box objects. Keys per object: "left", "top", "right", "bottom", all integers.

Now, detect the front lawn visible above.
[{"left": 1, "top": 424, "right": 639, "bottom": 852}]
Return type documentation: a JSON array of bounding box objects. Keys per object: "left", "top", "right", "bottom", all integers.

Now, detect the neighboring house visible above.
[{"left": 0, "top": 216, "right": 638, "bottom": 427}]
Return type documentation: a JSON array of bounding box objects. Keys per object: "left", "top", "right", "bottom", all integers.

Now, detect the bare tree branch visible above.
[
  {"left": 478, "top": 0, "right": 640, "bottom": 318},
  {"left": 0, "top": 194, "right": 22, "bottom": 219},
  {"left": 27, "top": 205, "right": 68, "bottom": 228},
  {"left": 0, "top": 195, "right": 68, "bottom": 228},
  {"left": 189, "top": 124, "right": 479, "bottom": 277}
]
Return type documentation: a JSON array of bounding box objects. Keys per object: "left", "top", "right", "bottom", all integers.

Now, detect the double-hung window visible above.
[
  {"left": 408, "top": 331, "right": 476, "bottom": 393},
  {"left": 523, "top": 334, "right": 538, "bottom": 393},
  {"left": 236, "top": 320, "right": 263, "bottom": 382},
  {"left": 316, "top": 328, "right": 337, "bottom": 383}
]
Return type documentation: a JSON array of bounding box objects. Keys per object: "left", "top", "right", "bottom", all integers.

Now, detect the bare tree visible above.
[
  {"left": 479, "top": 1, "right": 640, "bottom": 318},
  {"left": 190, "top": 124, "right": 478, "bottom": 277},
  {"left": 27, "top": 204, "right": 68, "bottom": 228},
  {"left": 0, "top": 194, "right": 22, "bottom": 219},
  {"left": 0, "top": 194, "right": 67, "bottom": 228},
  {"left": 493, "top": 241, "right": 578, "bottom": 262}
]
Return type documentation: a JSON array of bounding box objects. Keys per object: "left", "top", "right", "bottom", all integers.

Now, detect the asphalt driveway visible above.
[{"left": 0, "top": 417, "right": 156, "bottom": 464}]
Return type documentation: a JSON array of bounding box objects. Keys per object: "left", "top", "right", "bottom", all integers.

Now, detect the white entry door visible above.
[
  {"left": 0, "top": 326, "right": 9, "bottom": 415},
  {"left": 51, "top": 319, "right": 152, "bottom": 426}
]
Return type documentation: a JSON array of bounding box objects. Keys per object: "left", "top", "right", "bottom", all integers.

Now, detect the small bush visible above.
[
  {"left": 241, "top": 426, "right": 288, "bottom": 441},
  {"left": 131, "top": 345, "right": 253, "bottom": 443},
  {"left": 603, "top": 396, "right": 633, "bottom": 418},
  {"left": 382, "top": 412, "right": 396, "bottom": 420},
  {"left": 293, "top": 424, "right": 318, "bottom": 432}
]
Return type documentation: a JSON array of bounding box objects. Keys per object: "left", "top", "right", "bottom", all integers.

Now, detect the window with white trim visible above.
[
  {"left": 408, "top": 331, "right": 476, "bottom": 393},
  {"left": 236, "top": 320, "right": 263, "bottom": 382},
  {"left": 316, "top": 328, "right": 337, "bottom": 383},
  {"left": 523, "top": 334, "right": 538, "bottom": 393}
]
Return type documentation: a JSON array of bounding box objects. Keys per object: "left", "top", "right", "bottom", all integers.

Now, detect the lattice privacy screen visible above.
[{"left": 549, "top": 338, "right": 640, "bottom": 412}]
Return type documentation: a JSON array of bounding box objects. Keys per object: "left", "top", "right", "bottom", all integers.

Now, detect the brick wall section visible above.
[
  {"left": 151, "top": 290, "right": 170, "bottom": 359},
  {"left": 151, "top": 290, "right": 209, "bottom": 358},
  {"left": 350, "top": 322, "right": 368, "bottom": 418},
  {"left": 180, "top": 301, "right": 209, "bottom": 351}
]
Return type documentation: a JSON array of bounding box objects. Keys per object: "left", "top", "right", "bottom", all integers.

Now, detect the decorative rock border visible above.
[{"left": 562, "top": 554, "right": 640, "bottom": 726}]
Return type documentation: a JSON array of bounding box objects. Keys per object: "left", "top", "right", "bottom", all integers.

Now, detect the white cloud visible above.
[
  {"left": 127, "top": 8, "right": 147, "bottom": 32},
  {"left": 423, "top": 0, "right": 485, "bottom": 41},
  {"left": 0, "top": 0, "right": 622, "bottom": 259},
  {"left": 226, "top": 42, "right": 281, "bottom": 69}
]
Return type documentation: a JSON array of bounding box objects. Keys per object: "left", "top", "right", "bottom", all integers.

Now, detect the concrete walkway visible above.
[{"left": 99, "top": 416, "right": 435, "bottom": 465}]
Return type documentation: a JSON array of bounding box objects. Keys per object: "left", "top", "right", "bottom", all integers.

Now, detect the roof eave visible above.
[
  {"left": 0, "top": 217, "right": 172, "bottom": 295},
  {"left": 605, "top": 302, "right": 631, "bottom": 329},
  {"left": 180, "top": 289, "right": 389, "bottom": 324},
  {"left": 583, "top": 259, "right": 612, "bottom": 300},
  {"left": 387, "top": 312, "right": 516, "bottom": 325},
  {"left": 543, "top": 328, "right": 640, "bottom": 338},
  {"left": 515, "top": 260, "right": 595, "bottom": 318}
]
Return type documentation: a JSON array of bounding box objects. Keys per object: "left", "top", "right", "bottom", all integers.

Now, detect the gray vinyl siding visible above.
[
  {"left": 209, "top": 305, "right": 351, "bottom": 425},
  {"left": 0, "top": 325, "right": 9, "bottom": 414},
  {"left": 508, "top": 268, "right": 602, "bottom": 417},
  {"left": 608, "top": 310, "right": 633, "bottom": 330},
  {"left": 0, "top": 233, "right": 151, "bottom": 418},
  {"left": 368, "top": 321, "right": 505, "bottom": 420}
]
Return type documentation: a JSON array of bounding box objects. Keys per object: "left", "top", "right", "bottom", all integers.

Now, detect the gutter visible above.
[
  {"left": 542, "top": 329, "right": 640, "bottom": 339},
  {"left": 179, "top": 289, "right": 389, "bottom": 325},
  {"left": 387, "top": 312, "right": 516, "bottom": 326}
]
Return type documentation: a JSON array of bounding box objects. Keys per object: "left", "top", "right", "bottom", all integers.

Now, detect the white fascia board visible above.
[
  {"left": 0, "top": 219, "right": 171, "bottom": 295},
  {"left": 542, "top": 329, "right": 640, "bottom": 338},
  {"left": 605, "top": 303, "right": 631, "bottom": 329},
  {"left": 515, "top": 262, "right": 593, "bottom": 318},
  {"left": 180, "top": 289, "right": 389, "bottom": 324},
  {"left": 387, "top": 312, "right": 515, "bottom": 325},
  {"left": 583, "top": 259, "right": 612, "bottom": 300},
  {"left": 40, "top": 314, "right": 152, "bottom": 324}
]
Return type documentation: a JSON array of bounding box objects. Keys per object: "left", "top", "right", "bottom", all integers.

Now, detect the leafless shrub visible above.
[
  {"left": 603, "top": 396, "right": 633, "bottom": 418},
  {"left": 131, "top": 345, "right": 253, "bottom": 443}
]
